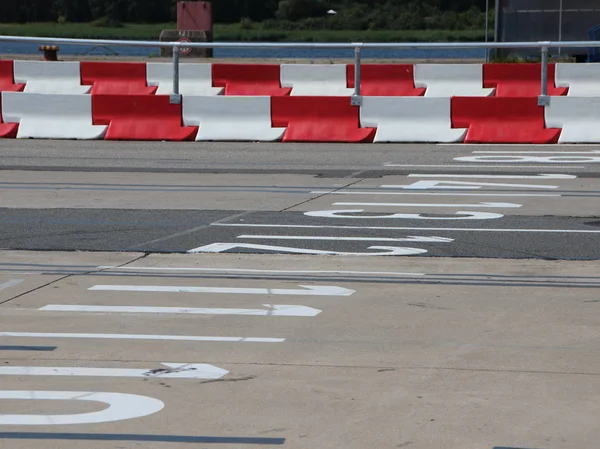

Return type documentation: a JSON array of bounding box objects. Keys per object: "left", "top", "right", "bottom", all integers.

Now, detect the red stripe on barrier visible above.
[
  {"left": 81, "top": 62, "right": 157, "bottom": 95},
  {"left": 92, "top": 95, "right": 197, "bottom": 141},
  {"left": 212, "top": 64, "right": 291, "bottom": 96},
  {"left": 451, "top": 97, "right": 560, "bottom": 144},
  {"left": 483, "top": 63, "right": 568, "bottom": 97},
  {"left": 0, "top": 60, "right": 25, "bottom": 92},
  {"left": 271, "top": 96, "right": 375, "bottom": 143},
  {"left": 347, "top": 64, "right": 425, "bottom": 96}
]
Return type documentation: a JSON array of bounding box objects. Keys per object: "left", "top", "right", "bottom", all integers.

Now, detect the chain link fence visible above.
[{"left": 498, "top": 0, "right": 600, "bottom": 60}]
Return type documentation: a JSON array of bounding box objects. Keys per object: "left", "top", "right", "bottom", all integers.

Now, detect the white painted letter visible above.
[
  {"left": 304, "top": 210, "right": 503, "bottom": 220},
  {"left": 0, "top": 391, "right": 164, "bottom": 425}
]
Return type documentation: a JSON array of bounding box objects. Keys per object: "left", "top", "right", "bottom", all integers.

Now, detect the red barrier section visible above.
[
  {"left": 347, "top": 64, "right": 426, "bottom": 96},
  {"left": 81, "top": 62, "right": 157, "bottom": 95},
  {"left": 92, "top": 95, "right": 197, "bottom": 141},
  {"left": 0, "top": 60, "right": 25, "bottom": 92},
  {"left": 451, "top": 97, "right": 560, "bottom": 144},
  {"left": 483, "top": 63, "right": 568, "bottom": 97},
  {"left": 212, "top": 64, "right": 291, "bottom": 96},
  {"left": 271, "top": 96, "right": 375, "bottom": 143}
]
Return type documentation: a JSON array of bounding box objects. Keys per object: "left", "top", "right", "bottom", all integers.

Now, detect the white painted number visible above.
[
  {"left": 189, "top": 242, "right": 428, "bottom": 256},
  {"left": 0, "top": 391, "right": 164, "bottom": 425},
  {"left": 304, "top": 210, "right": 504, "bottom": 220}
]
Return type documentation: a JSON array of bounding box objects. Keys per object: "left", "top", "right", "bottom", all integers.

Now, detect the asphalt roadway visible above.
[{"left": 1, "top": 140, "right": 600, "bottom": 449}]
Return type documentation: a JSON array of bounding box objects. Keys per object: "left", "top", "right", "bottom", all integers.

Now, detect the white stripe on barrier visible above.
[
  {"left": 414, "top": 64, "right": 494, "bottom": 97},
  {"left": 280, "top": 64, "right": 354, "bottom": 96},
  {"left": 2, "top": 92, "right": 107, "bottom": 139},
  {"left": 360, "top": 97, "right": 467, "bottom": 142},
  {"left": 146, "top": 62, "right": 223, "bottom": 96},
  {"left": 183, "top": 96, "right": 285, "bottom": 141},
  {"left": 555, "top": 63, "right": 600, "bottom": 96},
  {"left": 545, "top": 97, "right": 600, "bottom": 143},
  {"left": 13, "top": 60, "right": 90, "bottom": 94}
]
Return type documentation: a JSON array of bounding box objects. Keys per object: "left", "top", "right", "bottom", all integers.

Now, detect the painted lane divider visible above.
[
  {"left": 310, "top": 190, "right": 560, "bottom": 197},
  {"left": 40, "top": 304, "right": 322, "bottom": 317},
  {"left": 332, "top": 201, "right": 522, "bottom": 208},
  {"left": 236, "top": 235, "right": 454, "bottom": 243},
  {"left": 0, "top": 391, "right": 164, "bottom": 425},
  {"left": 406, "top": 173, "right": 576, "bottom": 179},
  {"left": 472, "top": 150, "right": 600, "bottom": 154},
  {"left": 188, "top": 243, "right": 428, "bottom": 256},
  {"left": 380, "top": 181, "right": 559, "bottom": 190},
  {"left": 0, "top": 362, "right": 229, "bottom": 379},
  {"left": 0, "top": 279, "right": 23, "bottom": 291},
  {"left": 455, "top": 155, "right": 600, "bottom": 163},
  {"left": 88, "top": 284, "right": 355, "bottom": 296},
  {"left": 0, "top": 332, "right": 285, "bottom": 343}
]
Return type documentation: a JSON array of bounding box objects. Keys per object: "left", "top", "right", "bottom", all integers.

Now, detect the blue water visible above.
[{"left": 0, "top": 41, "right": 486, "bottom": 59}]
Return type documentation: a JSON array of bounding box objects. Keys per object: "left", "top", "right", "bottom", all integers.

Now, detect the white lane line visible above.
[
  {"left": 406, "top": 174, "right": 577, "bottom": 179},
  {"left": 0, "top": 332, "right": 285, "bottom": 343},
  {"left": 0, "top": 279, "right": 24, "bottom": 291},
  {"left": 383, "top": 164, "right": 586, "bottom": 168},
  {"left": 88, "top": 284, "right": 354, "bottom": 296},
  {"left": 0, "top": 363, "right": 228, "bottom": 379},
  {"left": 381, "top": 181, "right": 559, "bottom": 189},
  {"left": 237, "top": 235, "right": 454, "bottom": 243},
  {"left": 96, "top": 266, "right": 425, "bottom": 276},
  {"left": 211, "top": 223, "right": 600, "bottom": 234},
  {"left": 332, "top": 202, "right": 522, "bottom": 208},
  {"left": 189, "top": 243, "right": 428, "bottom": 256},
  {"left": 310, "top": 191, "right": 560, "bottom": 197},
  {"left": 472, "top": 151, "right": 600, "bottom": 154},
  {"left": 40, "top": 304, "right": 323, "bottom": 317},
  {"left": 436, "top": 143, "right": 600, "bottom": 147}
]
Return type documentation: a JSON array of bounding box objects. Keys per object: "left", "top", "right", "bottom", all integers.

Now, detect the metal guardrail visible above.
[{"left": 1, "top": 34, "right": 600, "bottom": 106}]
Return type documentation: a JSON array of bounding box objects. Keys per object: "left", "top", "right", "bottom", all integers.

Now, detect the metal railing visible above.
[{"left": 1, "top": 34, "right": 600, "bottom": 106}]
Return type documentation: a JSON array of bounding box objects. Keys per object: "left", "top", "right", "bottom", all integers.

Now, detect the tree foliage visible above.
[{"left": 0, "top": 0, "right": 489, "bottom": 29}]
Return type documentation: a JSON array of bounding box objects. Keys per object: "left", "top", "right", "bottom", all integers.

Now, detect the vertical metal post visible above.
[
  {"left": 493, "top": 0, "right": 501, "bottom": 60},
  {"left": 351, "top": 45, "right": 362, "bottom": 106},
  {"left": 484, "top": 0, "right": 490, "bottom": 62},
  {"left": 170, "top": 44, "right": 181, "bottom": 104},
  {"left": 558, "top": 0, "right": 563, "bottom": 55},
  {"left": 538, "top": 46, "right": 550, "bottom": 106}
]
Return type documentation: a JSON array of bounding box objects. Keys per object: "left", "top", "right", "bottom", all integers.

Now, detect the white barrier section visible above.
[
  {"left": 545, "top": 97, "right": 600, "bottom": 143},
  {"left": 414, "top": 64, "right": 494, "bottom": 97},
  {"left": 2, "top": 92, "right": 107, "bottom": 139},
  {"left": 280, "top": 64, "right": 354, "bottom": 96},
  {"left": 13, "top": 61, "right": 90, "bottom": 94},
  {"left": 360, "top": 97, "right": 467, "bottom": 143},
  {"left": 183, "top": 96, "right": 285, "bottom": 141},
  {"left": 555, "top": 63, "right": 600, "bottom": 96},
  {"left": 146, "top": 63, "right": 223, "bottom": 96}
]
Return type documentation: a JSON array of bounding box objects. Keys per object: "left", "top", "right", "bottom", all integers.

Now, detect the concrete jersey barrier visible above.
[
  {"left": 183, "top": 96, "right": 285, "bottom": 141},
  {"left": 415, "top": 64, "right": 495, "bottom": 97},
  {"left": 555, "top": 63, "right": 600, "bottom": 96},
  {"left": 13, "top": 61, "right": 90, "bottom": 94},
  {"left": 2, "top": 92, "right": 106, "bottom": 139},
  {"left": 545, "top": 97, "right": 600, "bottom": 143},
  {"left": 280, "top": 64, "right": 354, "bottom": 96},
  {"left": 146, "top": 63, "right": 223, "bottom": 96}
]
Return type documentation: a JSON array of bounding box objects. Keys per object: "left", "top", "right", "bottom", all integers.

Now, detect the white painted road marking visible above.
[
  {"left": 96, "top": 266, "right": 426, "bottom": 277},
  {"left": 189, "top": 243, "right": 428, "bottom": 256},
  {"left": 455, "top": 156, "right": 600, "bottom": 163},
  {"left": 89, "top": 284, "right": 355, "bottom": 297},
  {"left": 304, "top": 210, "right": 504, "bottom": 220},
  {"left": 0, "top": 331, "right": 285, "bottom": 343},
  {"left": 0, "top": 391, "right": 164, "bottom": 425},
  {"left": 310, "top": 191, "right": 560, "bottom": 197},
  {"left": 383, "top": 164, "right": 586, "bottom": 169},
  {"left": 237, "top": 235, "right": 454, "bottom": 243},
  {"left": 0, "top": 279, "right": 23, "bottom": 291},
  {"left": 406, "top": 174, "right": 577, "bottom": 179},
  {"left": 212, "top": 223, "right": 600, "bottom": 234},
  {"left": 381, "top": 181, "right": 559, "bottom": 190},
  {"left": 332, "top": 202, "right": 522, "bottom": 208},
  {"left": 40, "top": 304, "right": 323, "bottom": 317},
  {"left": 0, "top": 363, "right": 229, "bottom": 379},
  {"left": 472, "top": 150, "right": 600, "bottom": 154}
]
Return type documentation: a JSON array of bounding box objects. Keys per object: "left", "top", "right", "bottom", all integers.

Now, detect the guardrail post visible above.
[
  {"left": 170, "top": 44, "right": 182, "bottom": 105},
  {"left": 351, "top": 44, "right": 362, "bottom": 106},
  {"left": 537, "top": 45, "right": 550, "bottom": 107}
]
